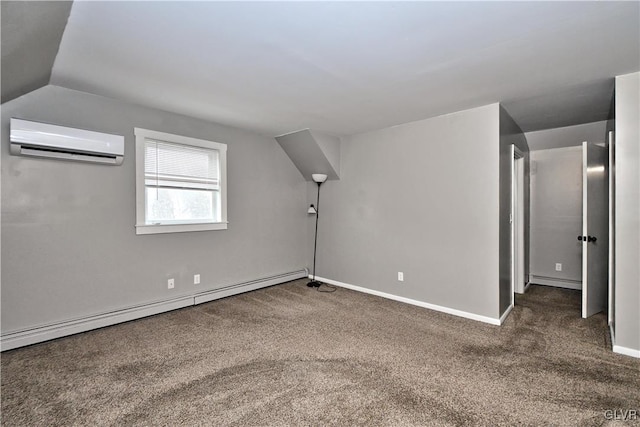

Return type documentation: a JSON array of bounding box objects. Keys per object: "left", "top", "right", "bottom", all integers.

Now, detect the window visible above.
[{"left": 135, "top": 128, "right": 227, "bottom": 234}]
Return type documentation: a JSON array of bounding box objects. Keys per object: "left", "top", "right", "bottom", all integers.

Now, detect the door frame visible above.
[
  {"left": 511, "top": 145, "right": 526, "bottom": 303},
  {"left": 607, "top": 131, "right": 615, "bottom": 327}
]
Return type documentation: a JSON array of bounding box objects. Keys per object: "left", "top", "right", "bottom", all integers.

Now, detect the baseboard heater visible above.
[
  {"left": 529, "top": 275, "right": 582, "bottom": 290},
  {"left": 0, "top": 269, "right": 307, "bottom": 352}
]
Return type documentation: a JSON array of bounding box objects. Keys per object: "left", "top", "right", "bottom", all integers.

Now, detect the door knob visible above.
[{"left": 587, "top": 236, "right": 597, "bottom": 243}]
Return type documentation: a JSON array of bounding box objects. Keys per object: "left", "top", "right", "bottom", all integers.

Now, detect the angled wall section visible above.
[{"left": 275, "top": 129, "right": 341, "bottom": 181}]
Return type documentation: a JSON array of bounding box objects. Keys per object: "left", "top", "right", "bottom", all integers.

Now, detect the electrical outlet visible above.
[
  {"left": 194, "top": 274, "right": 201, "bottom": 285},
  {"left": 168, "top": 278, "right": 175, "bottom": 289},
  {"left": 555, "top": 263, "right": 562, "bottom": 272},
  {"left": 398, "top": 272, "right": 404, "bottom": 282}
]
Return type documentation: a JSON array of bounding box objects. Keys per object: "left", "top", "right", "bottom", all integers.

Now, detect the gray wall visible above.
[
  {"left": 614, "top": 72, "right": 639, "bottom": 353},
  {"left": 310, "top": 104, "right": 501, "bottom": 319},
  {"left": 498, "top": 106, "right": 530, "bottom": 315},
  {"left": 1, "top": 85, "right": 307, "bottom": 333},
  {"left": 525, "top": 121, "right": 608, "bottom": 151},
  {"left": 529, "top": 147, "right": 582, "bottom": 285}
]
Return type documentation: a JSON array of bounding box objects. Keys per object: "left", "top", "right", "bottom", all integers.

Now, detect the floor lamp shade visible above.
[{"left": 312, "top": 173, "right": 328, "bottom": 183}]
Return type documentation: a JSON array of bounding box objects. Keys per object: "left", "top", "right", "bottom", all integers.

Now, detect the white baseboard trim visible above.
[
  {"left": 312, "top": 275, "right": 501, "bottom": 326},
  {"left": 1, "top": 269, "right": 307, "bottom": 352},
  {"left": 607, "top": 325, "right": 639, "bottom": 358},
  {"left": 612, "top": 344, "right": 640, "bottom": 358},
  {"left": 530, "top": 275, "right": 582, "bottom": 290},
  {"left": 523, "top": 281, "right": 531, "bottom": 292},
  {"left": 499, "top": 304, "right": 514, "bottom": 325}
]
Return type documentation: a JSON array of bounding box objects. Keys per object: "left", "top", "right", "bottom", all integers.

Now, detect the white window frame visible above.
[{"left": 134, "top": 128, "right": 227, "bottom": 235}]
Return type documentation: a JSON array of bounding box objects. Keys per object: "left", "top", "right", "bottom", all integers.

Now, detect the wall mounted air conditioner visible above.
[{"left": 10, "top": 118, "right": 125, "bottom": 165}]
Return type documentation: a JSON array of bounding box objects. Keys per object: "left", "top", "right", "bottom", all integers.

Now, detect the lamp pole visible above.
[
  {"left": 308, "top": 174, "right": 327, "bottom": 287},
  {"left": 308, "top": 181, "right": 322, "bottom": 287}
]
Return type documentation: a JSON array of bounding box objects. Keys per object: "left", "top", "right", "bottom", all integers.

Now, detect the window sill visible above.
[{"left": 135, "top": 222, "right": 228, "bottom": 235}]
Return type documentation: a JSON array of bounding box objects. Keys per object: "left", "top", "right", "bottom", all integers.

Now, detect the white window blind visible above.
[{"left": 144, "top": 140, "right": 219, "bottom": 191}]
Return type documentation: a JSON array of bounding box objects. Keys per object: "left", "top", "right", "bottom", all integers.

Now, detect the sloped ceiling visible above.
[
  {"left": 1, "top": 1, "right": 72, "bottom": 103},
  {"left": 5, "top": 2, "right": 639, "bottom": 136}
]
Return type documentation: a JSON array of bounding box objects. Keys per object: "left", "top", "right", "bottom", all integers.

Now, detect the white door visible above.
[{"left": 581, "top": 141, "right": 608, "bottom": 318}]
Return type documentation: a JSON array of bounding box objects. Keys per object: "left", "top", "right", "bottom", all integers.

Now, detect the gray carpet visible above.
[{"left": 1, "top": 281, "right": 639, "bottom": 426}]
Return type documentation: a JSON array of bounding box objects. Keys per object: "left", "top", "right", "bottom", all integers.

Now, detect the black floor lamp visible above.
[{"left": 307, "top": 173, "right": 327, "bottom": 287}]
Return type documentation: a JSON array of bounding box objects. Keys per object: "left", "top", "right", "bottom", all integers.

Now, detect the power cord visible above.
[{"left": 317, "top": 282, "right": 337, "bottom": 293}]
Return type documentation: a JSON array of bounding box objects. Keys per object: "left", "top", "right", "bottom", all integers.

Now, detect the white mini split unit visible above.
[{"left": 10, "top": 118, "right": 125, "bottom": 165}]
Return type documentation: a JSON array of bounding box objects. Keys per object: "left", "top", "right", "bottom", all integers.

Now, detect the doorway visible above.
[{"left": 524, "top": 141, "right": 609, "bottom": 319}]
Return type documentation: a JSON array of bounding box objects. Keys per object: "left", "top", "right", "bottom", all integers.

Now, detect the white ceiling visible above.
[{"left": 50, "top": 1, "right": 639, "bottom": 137}]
